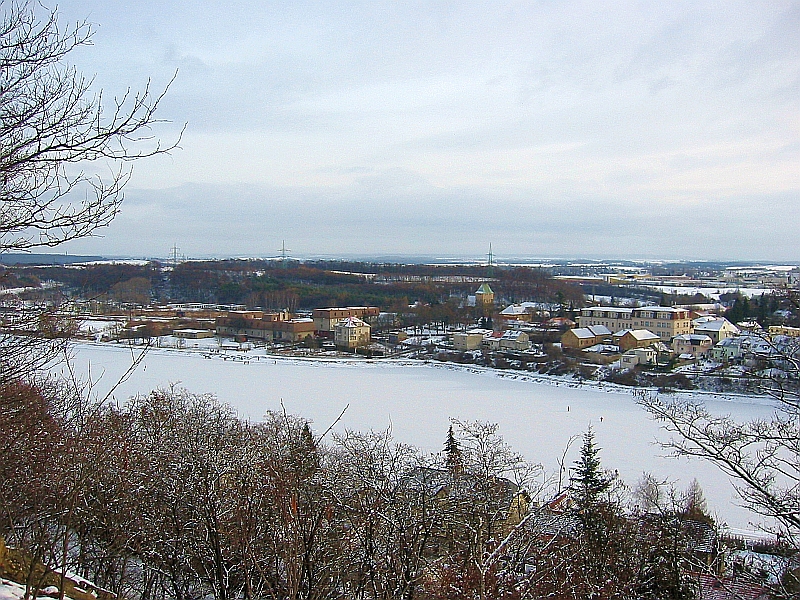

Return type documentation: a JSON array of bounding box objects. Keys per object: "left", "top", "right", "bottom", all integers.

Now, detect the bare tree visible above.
[
  {"left": 640, "top": 392, "right": 800, "bottom": 544},
  {"left": 330, "top": 428, "right": 442, "bottom": 600},
  {"left": 0, "top": 0, "right": 178, "bottom": 382},
  {"left": 429, "top": 420, "right": 543, "bottom": 600},
  {"left": 638, "top": 286, "right": 800, "bottom": 566},
  {"left": 0, "top": 0, "right": 179, "bottom": 252}
]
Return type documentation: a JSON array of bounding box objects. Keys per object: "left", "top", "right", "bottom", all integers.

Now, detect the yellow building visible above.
[
  {"left": 453, "top": 328, "right": 493, "bottom": 351},
  {"left": 561, "top": 325, "right": 612, "bottom": 349},
  {"left": 313, "top": 306, "right": 380, "bottom": 333},
  {"left": 612, "top": 329, "right": 660, "bottom": 352},
  {"left": 334, "top": 316, "right": 371, "bottom": 349},
  {"left": 215, "top": 311, "right": 315, "bottom": 342},
  {"left": 577, "top": 306, "right": 691, "bottom": 342},
  {"left": 475, "top": 283, "right": 494, "bottom": 308}
]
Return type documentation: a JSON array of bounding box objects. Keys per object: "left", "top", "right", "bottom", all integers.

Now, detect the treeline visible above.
[
  {"left": 21, "top": 264, "right": 164, "bottom": 298},
  {"left": 1, "top": 380, "right": 750, "bottom": 600},
  {"left": 13, "top": 261, "right": 584, "bottom": 313},
  {"left": 722, "top": 292, "right": 795, "bottom": 328}
]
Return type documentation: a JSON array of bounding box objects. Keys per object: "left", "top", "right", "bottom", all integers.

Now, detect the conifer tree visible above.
[
  {"left": 682, "top": 478, "right": 713, "bottom": 525},
  {"left": 570, "top": 427, "right": 613, "bottom": 511},
  {"left": 444, "top": 424, "right": 463, "bottom": 476}
]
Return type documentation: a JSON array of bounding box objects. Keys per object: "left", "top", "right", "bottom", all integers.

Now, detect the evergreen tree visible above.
[
  {"left": 570, "top": 427, "right": 613, "bottom": 511},
  {"left": 726, "top": 295, "right": 751, "bottom": 324},
  {"left": 444, "top": 424, "right": 463, "bottom": 476},
  {"left": 682, "top": 478, "right": 713, "bottom": 525}
]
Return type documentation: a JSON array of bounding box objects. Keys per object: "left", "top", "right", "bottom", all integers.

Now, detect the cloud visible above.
[
  {"left": 47, "top": 1, "right": 800, "bottom": 261},
  {"left": 59, "top": 180, "right": 800, "bottom": 262}
]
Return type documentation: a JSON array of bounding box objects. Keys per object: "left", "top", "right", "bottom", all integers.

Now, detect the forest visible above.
[
  {"left": 8, "top": 260, "right": 585, "bottom": 315},
  {"left": 4, "top": 380, "right": 753, "bottom": 600}
]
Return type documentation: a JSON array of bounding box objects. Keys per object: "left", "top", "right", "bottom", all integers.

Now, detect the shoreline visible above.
[{"left": 71, "top": 338, "right": 777, "bottom": 409}]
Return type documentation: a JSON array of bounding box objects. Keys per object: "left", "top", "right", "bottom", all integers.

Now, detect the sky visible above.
[{"left": 46, "top": 1, "right": 800, "bottom": 262}]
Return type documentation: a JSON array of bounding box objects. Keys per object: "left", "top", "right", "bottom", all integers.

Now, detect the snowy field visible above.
[
  {"left": 58, "top": 342, "right": 779, "bottom": 531},
  {"left": 647, "top": 285, "right": 773, "bottom": 299}
]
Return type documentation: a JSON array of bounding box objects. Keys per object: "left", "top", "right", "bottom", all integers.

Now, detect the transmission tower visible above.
[
  {"left": 278, "top": 240, "right": 291, "bottom": 268},
  {"left": 170, "top": 243, "right": 180, "bottom": 266}
]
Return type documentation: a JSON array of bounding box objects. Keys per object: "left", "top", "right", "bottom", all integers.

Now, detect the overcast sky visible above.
[{"left": 51, "top": 1, "right": 799, "bottom": 262}]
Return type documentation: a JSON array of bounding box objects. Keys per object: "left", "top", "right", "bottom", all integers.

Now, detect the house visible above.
[
  {"left": 173, "top": 328, "right": 215, "bottom": 339},
  {"left": 481, "top": 330, "right": 505, "bottom": 351},
  {"left": 583, "top": 343, "right": 622, "bottom": 355},
  {"left": 334, "top": 316, "right": 371, "bottom": 349},
  {"left": 769, "top": 325, "right": 800, "bottom": 338},
  {"left": 498, "top": 302, "right": 547, "bottom": 324},
  {"left": 612, "top": 329, "right": 660, "bottom": 352},
  {"left": 271, "top": 318, "right": 316, "bottom": 343},
  {"left": 387, "top": 330, "right": 408, "bottom": 345},
  {"left": 673, "top": 334, "right": 713, "bottom": 359},
  {"left": 561, "top": 325, "right": 612, "bottom": 349},
  {"left": 407, "top": 467, "right": 532, "bottom": 534},
  {"left": 711, "top": 335, "right": 755, "bottom": 363},
  {"left": 578, "top": 306, "right": 692, "bottom": 342},
  {"left": 499, "top": 330, "right": 531, "bottom": 351},
  {"left": 620, "top": 346, "right": 657, "bottom": 368},
  {"left": 453, "top": 328, "right": 493, "bottom": 351},
  {"left": 544, "top": 317, "right": 575, "bottom": 329},
  {"left": 692, "top": 317, "right": 739, "bottom": 344},
  {"left": 693, "top": 573, "right": 769, "bottom": 600},
  {"left": 312, "top": 306, "right": 380, "bottom": 335}
]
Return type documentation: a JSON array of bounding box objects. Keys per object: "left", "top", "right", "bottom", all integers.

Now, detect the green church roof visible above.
[{"left": 476, "top": 283, "right": 494, "bottom": 294}]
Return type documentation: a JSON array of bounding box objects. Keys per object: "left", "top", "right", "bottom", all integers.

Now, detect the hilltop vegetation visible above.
[
  {"left": 6, "top": 381, "right": 783, "bottom": 600},
  {"left": 7, "top": 259, "right": 584, "bottom": 314}
]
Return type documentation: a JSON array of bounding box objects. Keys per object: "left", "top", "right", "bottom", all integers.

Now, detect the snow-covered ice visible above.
[{"left": 58, "top": 342, "right": 780, "bottom": 531}]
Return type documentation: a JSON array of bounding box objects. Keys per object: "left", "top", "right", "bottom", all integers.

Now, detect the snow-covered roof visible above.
[
  {"left": 500, "top": 330, "right": 527, "bottom": 340},
  {"left": 463, "top": 328, "right": 494, "bottom": 336},
  {"left": 674, "top": 334, "right": 712, "bottom": 343},
  {"left": 500, "top": 304, "right": 527, "bottom": 315},
  {"left": 500, "top": 304, "right": 520, "bottom": 315},
  {"left": 569, "top": 328, "right": 596, "bottom": 339},
  {"left": 582, "top": 306, "right": 634, "bottom": 315},
  {"left": 475, "top": 283, "right": 494, "bottom": 294},
  {"left": 694, "top": 318, "right": 738, "bottom": 333},
  {"left": 587, "top": 325, "right": 611, "bottom": 336},
  {"left": 613, "top": 329, "right": 659, "bottom": 341},
  {"left": 583, "top": 344, "right": 620, "bottom": 353},
  {"left": 500, "top": 301, "right": 544, "bottom": 316},
  {"left": 335, "top": 316, "right": 368, "bottom": 328}
]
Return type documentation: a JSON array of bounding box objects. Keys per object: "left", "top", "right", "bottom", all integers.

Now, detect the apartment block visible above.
[{"left": 577, "top": 306, "right": 691, "bottom": 342}]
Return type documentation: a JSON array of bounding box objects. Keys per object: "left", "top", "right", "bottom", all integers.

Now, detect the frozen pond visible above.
[{"left": 59, "top": 342, "right": 778, "bottom": 531}]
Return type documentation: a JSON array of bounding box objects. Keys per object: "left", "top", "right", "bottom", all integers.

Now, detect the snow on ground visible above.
[
  {"left": 648, "top": 285, "right": 773, "bottom": 299},
  {"left": 77, "top": 318, "right": 124, "bottom": 339},
  {"left": 0, "top": 579, "right": 25, "bottom": 600},
  {"left": 58, "top": 342, "right": 780, "bottom": 531}
]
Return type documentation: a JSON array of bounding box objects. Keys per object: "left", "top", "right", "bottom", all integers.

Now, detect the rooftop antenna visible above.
[{"left": 487, "top": 243, "right": 494, "bottom": 278}]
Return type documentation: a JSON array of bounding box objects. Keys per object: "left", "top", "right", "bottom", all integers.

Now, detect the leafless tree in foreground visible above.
[
  {"left": 0, "top": 0, "right": 179, "bottom": 252},
  {"left": 0, "top": 0, "right": 178, "bottom": 380},
  {"left": 639, "top": 287, "right": 800, "bottom": 557}
]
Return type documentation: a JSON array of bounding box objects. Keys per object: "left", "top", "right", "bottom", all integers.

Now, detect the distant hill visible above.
[{"left": 0, "top": 253, "right": 105, "bottom": 265}]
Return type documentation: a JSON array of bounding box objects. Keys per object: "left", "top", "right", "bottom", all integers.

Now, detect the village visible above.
[{"left": 54, "top": 272, "right": 798, "bottom": 396}]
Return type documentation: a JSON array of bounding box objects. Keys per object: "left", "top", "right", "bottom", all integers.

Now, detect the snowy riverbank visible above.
[{"left": 58, "top": 341, "right": 779, "bottom": 531}]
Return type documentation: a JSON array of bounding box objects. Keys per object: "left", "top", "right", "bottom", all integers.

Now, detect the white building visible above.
[
  {"left": 692, "top": 317, "right": 739, "bottom": 344},
  {"left": 334, "top": 316, "right": 371, "bottom": 349}
]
